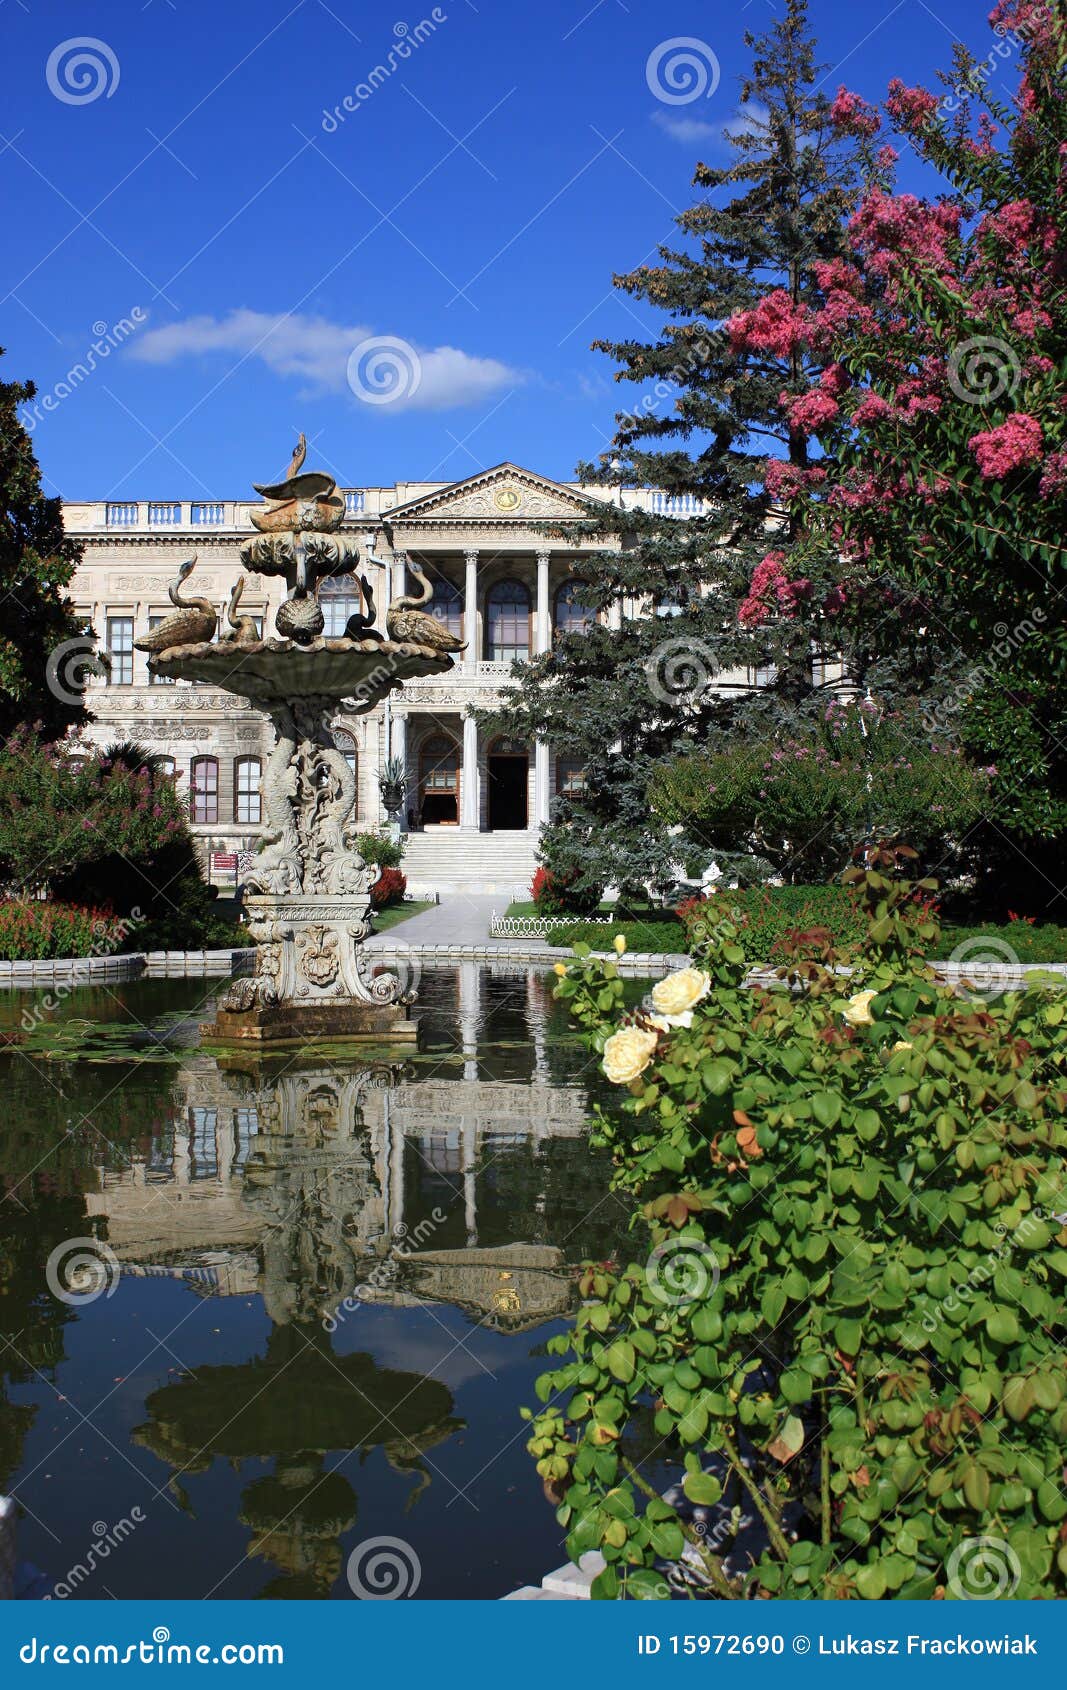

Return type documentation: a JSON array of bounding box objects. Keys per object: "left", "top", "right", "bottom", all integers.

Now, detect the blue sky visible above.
[{"left": 2, "top": 0, "right": 1000, "bottom": 500}]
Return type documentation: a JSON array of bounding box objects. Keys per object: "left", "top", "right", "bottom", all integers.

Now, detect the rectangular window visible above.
[
  {"left": 234, "top": 757, "right": 262, "bottom": 824},
  {"left": 189, "top": 1108, "right": 218, "bottom": 1179},
  {"left": 190, "top": 757, "right": 218, "bottom": 824},
  {"left": 147, "top": 616, "right": 176, "bottom": 682},
  {"left": 106, "top": 616, "right": 134, "bottom": 686}
]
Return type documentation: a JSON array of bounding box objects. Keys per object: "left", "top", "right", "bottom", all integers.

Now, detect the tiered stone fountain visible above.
[{"left": 145, "top": 440, "right": 455, "bottom": 1045}]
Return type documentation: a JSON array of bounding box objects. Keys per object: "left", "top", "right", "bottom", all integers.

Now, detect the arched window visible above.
[
  {"left": 157, "top": 756, "right": 177, "bottom": 782},
  {"left": 428, "top": 572, "right": 463, "bottom": 640},
  {"left": 234, "top": 757, "right": 262, "bottom": 825},
  {"left": 190, "top": 757, "right": 218, "bottom": 824},
  {"left": 554, "top": 579, "right": 594, "bottom": 638},
  {"left": 419, "top": 733, "right": 459, "bottom": 826},
  {"left": 486, "top": 579, "right": 531, "bottom": 662},
  {"left": 319, "top": 574, "right": 365, "bottom": 638}
]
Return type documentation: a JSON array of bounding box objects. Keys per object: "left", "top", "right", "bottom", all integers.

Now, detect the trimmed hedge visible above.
[{"left": 0, "top": 901, "right": 132, "bottom": 961}]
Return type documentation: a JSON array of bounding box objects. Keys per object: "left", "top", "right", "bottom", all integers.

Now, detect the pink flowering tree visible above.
[{"left": 748, "top": 1, "right": 1067, "bottom": 889}]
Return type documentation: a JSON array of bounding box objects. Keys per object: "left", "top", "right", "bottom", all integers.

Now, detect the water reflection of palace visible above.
[{"left": 85, "top": 968, "right": 594, "bottom": 1333}]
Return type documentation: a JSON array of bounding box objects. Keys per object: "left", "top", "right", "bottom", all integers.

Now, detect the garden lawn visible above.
[{"left": 370, "top": 899, "right": 433, "bottom": 934}]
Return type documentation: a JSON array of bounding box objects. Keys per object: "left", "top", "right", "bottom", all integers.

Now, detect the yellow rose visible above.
[
  {"left": 648, "top": 1011, "right": 693, "bottom": 1033},
  {"left": 613, "top": 934, "right": 627, "bottom": 956},
  {"left": 602, "top": 1025, "right": 659, "bottom": 1085},
  {"left": 553, "top": 962, "right": 568, "bottom": 977},
  {"left": 651, "top": 966, "right": 711, "bottom": 1024},
  {"left": 842, "top": 988, "right": 878, "bottom": 1027}
]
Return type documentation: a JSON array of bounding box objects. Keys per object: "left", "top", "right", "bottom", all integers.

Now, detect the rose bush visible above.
[{"left": 526, "top": 846, "right": 1067, "bottom": 1599}]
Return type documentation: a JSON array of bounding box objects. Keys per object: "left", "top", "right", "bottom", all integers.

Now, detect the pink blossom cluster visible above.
[
  {"left": 728, "top": 290, "right": 813, "bottom": 359},
  {"left": 884, "top": 79, "right": 940, "bottom": 132},
  {"left": 967, "top": 413, "right": 1044, "bottom": 479},
  {"left": 829, "top": 86, "right": 880, "bottom": 138},
  {"left": 738, "top": 551, "right": 812, "bottom": 626}
]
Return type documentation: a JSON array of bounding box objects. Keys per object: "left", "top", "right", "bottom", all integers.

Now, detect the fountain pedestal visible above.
[
  {"left": 212, "top": 893, "right": 419, "bottom": 1044},
  {"left": 150, "top": 640, "right": 451, "bottom": 1047}
]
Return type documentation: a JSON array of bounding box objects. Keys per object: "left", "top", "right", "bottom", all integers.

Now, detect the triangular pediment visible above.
[{"left": 387, "top": 463, "right": 599, "bottom": 523}]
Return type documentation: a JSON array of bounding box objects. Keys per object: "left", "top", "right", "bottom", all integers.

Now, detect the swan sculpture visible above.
[
  {"left": 217, "top": 577, "right": 260, "bottom": 649},
  {"left": 385, "top": 559, "right": 466, "bottom": 652},
  {"left": 134, "top": 558, "right": 217, "bottom": 653},
  {"left": 342, "top": 575, "right": 385, "bottom": 644}
]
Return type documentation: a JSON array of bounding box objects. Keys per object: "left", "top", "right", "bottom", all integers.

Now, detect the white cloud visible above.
[
  {"left": 129, "top": 308, "right": 521, "bottom": 411},
  {"left": 652, "top": 100, "right": 770, "bottom": 148},
  {"left": 652, "top": 111, "right": 718, "bottom": 144}
]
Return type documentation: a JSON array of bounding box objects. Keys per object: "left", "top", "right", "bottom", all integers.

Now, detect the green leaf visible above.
[
  {"left": 682, "top": 1471, "right": 723, "bottom": 1507},
  {"left": 812, "top": 1091, "right": 842, "bottom": 1127},
  {"left": 606, "top": 1340, "right": 636, "bottom": 1383}
]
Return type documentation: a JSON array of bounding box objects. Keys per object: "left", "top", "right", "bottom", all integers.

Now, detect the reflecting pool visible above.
[{"left": 0, "top": 967, "right": 634, "bottom": 1600}]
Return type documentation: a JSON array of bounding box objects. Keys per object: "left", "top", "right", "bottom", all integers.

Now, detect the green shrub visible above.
[
  {"left": 649, "top": 703, "right": 992, "bottom": 884},
  {"left": 354, "top": 831, "right": 406, "bottom": 870},
  {"left": 532, "top": 866, "right": 603, "bottom": 917},
  {"left": 527, "top": 848, "right": 1067, "bottom": 1600}
]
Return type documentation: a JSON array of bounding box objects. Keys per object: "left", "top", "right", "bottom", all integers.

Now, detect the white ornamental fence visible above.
[{"left": 489, "top": 912, "right": 613, "bottom": 940}]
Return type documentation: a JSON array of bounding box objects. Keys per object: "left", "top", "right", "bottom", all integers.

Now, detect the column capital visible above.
[
  {"left": 535, "top": 548, "right": 552, "bottom": 565},
  {"left": 463, "top": 547, "right": 479, "bottom": 567}
]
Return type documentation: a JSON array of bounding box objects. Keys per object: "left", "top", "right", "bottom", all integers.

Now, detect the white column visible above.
[
  {"left": 535, "top": 550, "right": 551, "bottom": 654},
  {"left": 216, "top": 1115, "right": 235, "bottom": 1185},
  {"left": 462, "top": 1113, "right": 478, "bottom": 1246},
  {"left": 377, "top": 551, "right": 393, "bottom": 638},
  {"left": 608, "top": 596, "right": 622, "bottom": 632},
  {"left": 392, "top": 710, "right": 408, "bottom": 829},
  {"left": 534, "top": 737, "right": 550, "bottom": 828},
  {"left": 463, "top": 549, "right": 478, "bottom": 663},
  {"left": 387, "top": 1093, "right": 405, "bottom": 1239},
  {"left": 393, "top": 551, "right": 407, "bottom": 602},
  {"left": 461, "top": 712, "right": 480, "bottom": 829},
  {"left": 459, "top": 960, "right": 480, "bottom": 1083}
]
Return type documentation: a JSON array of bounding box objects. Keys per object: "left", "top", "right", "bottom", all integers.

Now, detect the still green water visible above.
[{"left": 0, "top": 967, "right": 632, "bottom": 1600}]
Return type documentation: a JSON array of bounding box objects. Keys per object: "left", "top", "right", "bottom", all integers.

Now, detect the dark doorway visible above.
[{"left": 488, "top": 753, "right": 528, "bottom": 831}]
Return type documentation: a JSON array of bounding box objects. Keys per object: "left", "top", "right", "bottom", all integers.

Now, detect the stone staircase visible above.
[{"left": 399, "top": 829, "right": 538, "bottom": 896}]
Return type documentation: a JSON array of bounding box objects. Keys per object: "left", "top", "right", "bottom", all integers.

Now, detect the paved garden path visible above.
[{"left": 366, "top": 894, "right": 503, "bottom": 949}]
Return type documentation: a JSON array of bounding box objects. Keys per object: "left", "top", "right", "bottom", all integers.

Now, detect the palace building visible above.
[{"left": 62, "top": 462, "right": 701, "bottom": 895}]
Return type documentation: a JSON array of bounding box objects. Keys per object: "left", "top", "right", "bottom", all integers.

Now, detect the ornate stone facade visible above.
[{"left": 62, "top": 463, "right": 723, "bottom": 892}]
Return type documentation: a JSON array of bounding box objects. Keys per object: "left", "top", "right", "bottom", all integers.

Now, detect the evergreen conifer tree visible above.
[
  {"left": 0, "top": 354, "right": 91, "bottom": 742},
  {"left": 490, "top": 0, "right": 899, "bottom": 898}
]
